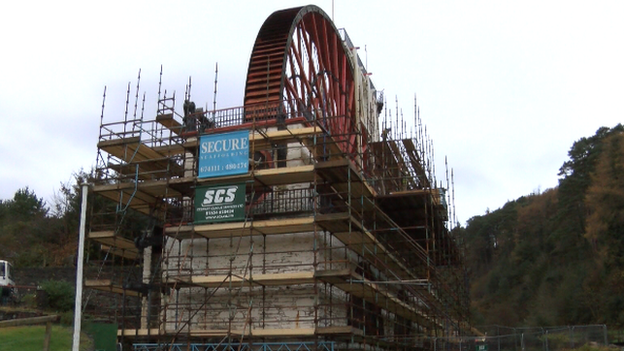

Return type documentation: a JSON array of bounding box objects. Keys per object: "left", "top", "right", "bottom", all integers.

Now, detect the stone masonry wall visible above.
[{"left": 163, "top": 230, "right": 354, "bottom": 332}]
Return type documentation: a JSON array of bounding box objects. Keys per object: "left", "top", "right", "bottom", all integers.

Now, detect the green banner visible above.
[{"left": 195, "top": 183, "right": 246, "bottom": 224}]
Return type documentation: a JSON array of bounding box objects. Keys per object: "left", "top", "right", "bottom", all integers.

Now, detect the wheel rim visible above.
[{"left": 244, "top": 5, "right": 357, "bottom": 156}]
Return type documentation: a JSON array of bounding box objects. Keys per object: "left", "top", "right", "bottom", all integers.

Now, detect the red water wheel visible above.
[{"left": 244, "top": 5, "right": 358, "bottom": 157}]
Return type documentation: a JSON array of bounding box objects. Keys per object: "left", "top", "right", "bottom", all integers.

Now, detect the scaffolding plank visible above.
[
  {"left": 92, "top": 184, "right": 157, "bottom": 215},
  {"left": 98, "top": 137, "right": 167, "bottom": 163},
  {"left": 402, "top": 139, "right": 430, "bottom": 187},
  {"left": 100, "top": 245, "right": 140, "bottom": 260},
  {"left": 250, "top": 126, "right": 323, "bottom": 150},
  {"left": 165, "top": 216, "right": 317, "bottom": 240},
  {"left": 315, "top": 212, "right": 356, "bottom": 232},
  {"left": 302, "top": 136, "right": 343, "bottom": 161},
  {"left": 333, "top": 229, "right": 417, "bottom": 281},
  {"left": 117, "top": 328, "right": 161, "bottom": 337},
  {"left": 379, "top": 189, "right": 444, "bottom": 212},
  {"left": 183, "top": 127, "right": 324, "bottom": 150},
  {"left": 191, "top": 164, "right": 315, "bottom": 188},
  {"left": 152, "top": 143, "right": 186, "bottom": 157},
  {"left": 85, "top": 279, "right": 140, "bottom": 297},
  {"left": 316, "top": 213, "right": 419, "bottom": 281},
  {"left": 156, "top": 113, "right": 183, "bottom": 136},
  {"left": 316, "top": 159, "right": 377, "bottom": 199},
  {"left": 313, "top": 268, "right": 352, "bottom": 284},
  {"left": 253, "top": 164, "right": 315, "bottom": 186},
  {"left": 107, "top": 159, "right": 184, "bottom": 179},
  {"left": 97, "top": 162, "right": 314, "bottom": 214},
  {"left": 132, "top": 179, "right": 182, "bottom": 198},
  {"left": 165, "top": 212, "right": 419, "bottom": 282},
  {"left": 387, "top": 140, "right": 417, "bottom": 189},
  {"left": 89, "top": 230, "right": 136, "bottom": 251},
  {"left": 97, "top": 136, "right": 140, "bottom": 158},
  {"left": 118, "top": 326, "right": 360, "bottom": 338},
  {"left": 93, "top": 189, "right": 152, "bottom": 216},
  {"left": 329, "top": 182, "right": 376, "bottom": 209},
  {"left": 94, "top": 179, "right": 182, "bottom": 201},
  {"left": 315, "top": 158, "right": 349, "bottom": 181},
  {"left": 317, "top": 270, "right": 438, "bottom": 330},
  {"left": 369, "top": 141, "right": 404, "bottom": 193},
  {"left": 388, "top": 140, "right": 407, "bottom": 169},
  {"left": 165, "top": 271, "right": 318, "bottom": 288}
]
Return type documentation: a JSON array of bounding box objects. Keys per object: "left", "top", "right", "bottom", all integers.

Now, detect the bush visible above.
[
  {"left": 40, "top": 280, "right": 74, "bottom": 312},
  {"left": 20, "top": 293, "right": 37, "bottom": 308},
  {"left": 59, "top": 310, "right": 75, "bottom": 326}
]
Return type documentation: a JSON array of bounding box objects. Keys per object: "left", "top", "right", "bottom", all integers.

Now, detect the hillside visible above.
[
  {"left": 463, "top": 124, "right": 624, "bottom": 326},
  {"left": 0, "top": 178, "right": 84, "bottom": 267}
]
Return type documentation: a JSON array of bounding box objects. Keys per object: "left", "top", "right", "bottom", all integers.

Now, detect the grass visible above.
[{"left": 0, "top": 325, "right": 93, "bottom": 351}]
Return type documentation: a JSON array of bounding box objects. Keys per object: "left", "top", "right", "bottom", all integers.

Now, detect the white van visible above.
[{"left": 0, "top": 260, "right": 15, "bottom": 301}]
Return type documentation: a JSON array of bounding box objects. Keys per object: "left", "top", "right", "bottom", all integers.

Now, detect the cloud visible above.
[{"left": 0, "top": 0, "right": 623, "bottom": 224}]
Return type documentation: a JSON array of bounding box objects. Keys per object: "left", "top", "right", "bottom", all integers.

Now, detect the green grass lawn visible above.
[{"left": 0, "top": 325, "right": 92, "bottom": 351}]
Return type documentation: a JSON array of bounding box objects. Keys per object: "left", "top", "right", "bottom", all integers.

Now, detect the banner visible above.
[
  {"left": 198, "top": 130, "right": 249, "bottom": 178},
  {"left": 195, "top": 183, "right": 246, "bottom": 223}
]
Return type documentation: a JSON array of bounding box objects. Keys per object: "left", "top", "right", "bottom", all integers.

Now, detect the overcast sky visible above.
[{"left": 1, "top": 1, "right": 623, "bottom": 224}]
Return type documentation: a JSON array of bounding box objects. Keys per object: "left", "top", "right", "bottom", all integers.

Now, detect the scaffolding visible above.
[{"left": 85, "top": 5, "right": 471, "bottom": 351}]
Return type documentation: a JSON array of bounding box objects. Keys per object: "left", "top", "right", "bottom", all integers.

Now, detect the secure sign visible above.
[
  {"left": 198, "top": 130, "right": 249, "bottom": 178},
  {"left": 195, "top": 183, "right": 246, "bottom": 223}
]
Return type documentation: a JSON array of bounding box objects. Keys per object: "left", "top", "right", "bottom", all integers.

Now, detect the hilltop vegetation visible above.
[
  {"left": 464, "top": 124, "right": 624, "bottom": 326},
  {"left": 0, "top": 171, "right": 142, "bottom": 268},
  {"left": 0, "top": 183, "right": 80, "bottom": 267}
]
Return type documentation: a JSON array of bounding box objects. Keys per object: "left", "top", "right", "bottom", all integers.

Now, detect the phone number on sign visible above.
[{"left": 225, "top": 162, "right": 247, "bottom": 171}]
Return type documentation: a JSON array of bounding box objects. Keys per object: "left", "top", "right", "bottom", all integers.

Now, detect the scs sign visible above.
[
  {"left": 195, "top": 183, "right": 245, "bottom": 224},
  {"left": 202, "top": 186, "right": 238, "bottom": 206}
]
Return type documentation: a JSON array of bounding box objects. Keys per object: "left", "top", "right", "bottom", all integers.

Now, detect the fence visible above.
[
  {"left": 133, "top": 341, "right": 335, "bottom": 351},
  {"left": 432, "top": 325, "right": 609, "bottom": 351}
]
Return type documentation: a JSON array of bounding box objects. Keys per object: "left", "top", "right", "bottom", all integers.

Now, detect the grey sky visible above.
[{"left": 1, "top": 1, "right": 622, "bottom": 224}]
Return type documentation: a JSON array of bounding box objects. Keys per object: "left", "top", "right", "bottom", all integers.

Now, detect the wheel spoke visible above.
[{"left": 244, "top": 5, "right": 360, "bottom": 157}]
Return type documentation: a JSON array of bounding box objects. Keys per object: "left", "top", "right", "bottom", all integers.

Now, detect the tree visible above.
[
  {"left": 557, "top": 125, "right": 624, "bottom": 240},
  {"left": 0, "top": 168, "right": 152, "bottom": 267},
  {"left": 0, "top": 187, "right": 50, "bottom": 265},
  {"left": 4, "top": 187, "right": 48, "bottom": 221},
  {"left": 464, "top": 124, "right": 624, "bottom": 327}
]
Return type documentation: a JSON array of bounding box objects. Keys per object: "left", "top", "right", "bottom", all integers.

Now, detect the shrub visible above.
[
  {"left": 59, "top": 310, "right": 75, "bottom": 326},
  {"left": 40, "top": 280, "right": 74, "bottom": 312},
  {"left": 21, "top": 293, "right": 37, "bottom": 308}
]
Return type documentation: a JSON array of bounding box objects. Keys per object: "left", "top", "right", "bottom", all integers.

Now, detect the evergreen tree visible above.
[{"left": 465, "top": 124, "right": 624, "bottom": 326}]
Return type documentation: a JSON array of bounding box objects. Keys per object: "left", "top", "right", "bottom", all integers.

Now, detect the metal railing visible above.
[
  {"left": 431, "top": 325, "right": 609, "bottom": 351},
  {"left": 133, "top": 341, "right": 335, "bottom": 351}
]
